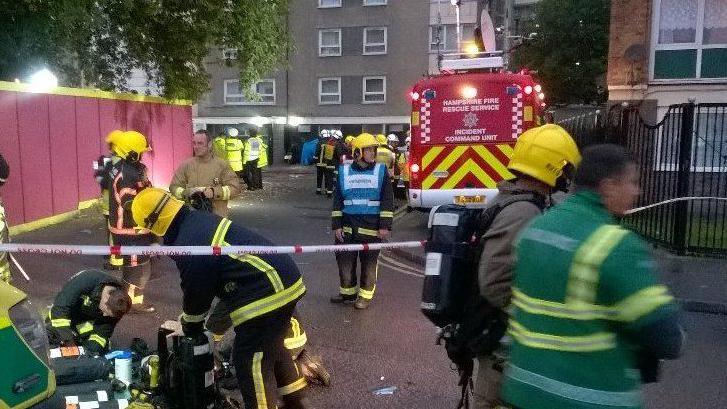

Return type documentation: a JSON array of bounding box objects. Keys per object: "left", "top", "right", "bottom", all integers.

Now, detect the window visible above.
[
  {"left": 656, "top": 109, "right": 727, "bottom": 172},
  {"left": 224, "top": 79, "right": 276, "bottom": 105},
  {"left": 319, "top": 77, "right": 341, "bottom": 104},
  {"left": 222, "top": 48, "right": 238, "bottom": 60},
  {"left": 364, "top": 27, "right": 387, "bottom": 55},
  {"left": 428, "top": 24, "right": 476, "bottom": 52},
  {"left": 319, "top": 29, "right": 342, "bottom": 57},
  {"left": 652, "top": 0, "right": 727, "bottom": 80},
  {"left": 363, "top": 0, "right": 387, "bottom": 5},
  {"left": 363, "top": 76, "right": 386, "bottom": 104},
  {"left": 319, "top": 0, "right": 341, "bottom": 7}
]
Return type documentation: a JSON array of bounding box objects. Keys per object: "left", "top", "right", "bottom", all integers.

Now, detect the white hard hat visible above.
[
  {"left": 387, "top": 134, "right": 399, "bottom": 142},
  {"left": 227, "top": 127, "right": 239, "bottom": 137},
  {"left": 405, "top": 136, "right": 411, "bottom": 143},
  {"left": 320, "top": 129, "right": 330, "bottom": 138},
  {"left": 332, "top": 130, "right": 343, "bottom": 139}
]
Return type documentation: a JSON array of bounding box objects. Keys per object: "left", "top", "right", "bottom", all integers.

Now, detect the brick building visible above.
[{"left": 607, "top": 0, "right": 727, "bottom": 122}]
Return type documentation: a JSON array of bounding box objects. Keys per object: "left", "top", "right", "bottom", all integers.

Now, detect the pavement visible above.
[{"left": 7, "top": 165, "right": 727, "bottom": 408}]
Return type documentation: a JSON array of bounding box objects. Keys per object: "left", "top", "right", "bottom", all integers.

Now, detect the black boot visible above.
[{"left": 329, "top": 294, "right": 356, "bottom": 304}]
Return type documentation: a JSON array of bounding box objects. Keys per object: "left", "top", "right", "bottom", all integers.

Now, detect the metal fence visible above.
[{"left": 558, "top": 103, "right": 727, "bottom": 257}]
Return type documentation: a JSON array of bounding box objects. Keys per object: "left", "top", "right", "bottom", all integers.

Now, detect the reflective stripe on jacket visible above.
[{"left": 502, "top": 191, "right": 679, "bottom": 409}]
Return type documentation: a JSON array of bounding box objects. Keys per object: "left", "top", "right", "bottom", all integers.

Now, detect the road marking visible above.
[
  {"left": 378, "top": 259, "right": 424, "bottom": 278},
  {"left": 378, "top": 253, "right": 424, "bottom": 278}
]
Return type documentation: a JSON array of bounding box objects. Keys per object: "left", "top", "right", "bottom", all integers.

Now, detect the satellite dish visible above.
[
  {"left": 480, "top": 6, "right": 497, "bottom": 52},
  {"left": 624, "top": 44, "right": 647, "bottom": 63}
]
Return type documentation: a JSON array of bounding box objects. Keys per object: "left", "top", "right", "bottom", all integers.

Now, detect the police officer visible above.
[
  {"left": 243, "top": 128, "right": 267, "bottom": 190},
  {"left": 46, "top": 270, "right": 131, "bottom": 355},
  {"left": 224, "top": 128, "right": 245, "bottom": 185},
  {"left": 0, "top": 153, "right": 10, "bottom": 283},
  {"left": 501, "top": 144, "right": 683, "bottom": 409},
  {"left": 107, "top": 130, "right": 155, "bottom": 313},
  {"left": 169, "top": 130, "right": 241, "bottom": 218},
  {"left": 472, "top": 124, "right": 581, "bottom": 409},
  {"left": 330, "top": 133, "right": 394, "bottom": 309},
  {"left": 130, "top": 188, "right": 310, "bottom": 409}
]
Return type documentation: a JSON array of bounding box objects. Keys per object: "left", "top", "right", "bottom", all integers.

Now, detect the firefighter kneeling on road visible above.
[
  {"left": 330, "top": 133, "right": 394, "bottom": 310},
  {"left": 46, "top": 270, "right": 132, "bottom": 356},
  {"left": 131, "top": 188, "right": 311, "bottom": 409}
]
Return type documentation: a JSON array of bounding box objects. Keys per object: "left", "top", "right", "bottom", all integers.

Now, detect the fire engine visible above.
[{"left": 408, "top": 29, "right": 546, "bottom": 209}]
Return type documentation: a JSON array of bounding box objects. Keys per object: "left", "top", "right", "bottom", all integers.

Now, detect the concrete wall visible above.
[{"left": 0, "top": 83, "right": 193, "bottom": 226}]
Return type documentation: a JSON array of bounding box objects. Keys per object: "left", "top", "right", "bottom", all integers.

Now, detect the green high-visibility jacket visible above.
[
  {"left": 502, "top": 190, "right": 678, "bottom": 409},
  {"left": 225, "top": 138, "right": 244, "bottom": 172}
]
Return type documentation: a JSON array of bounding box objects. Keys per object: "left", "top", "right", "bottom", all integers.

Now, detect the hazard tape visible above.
[
  {"left": 0, "top": 241, "right": 427, "bottom": 256},
  {"left": 625, "top": 197, "right": 727, "bottom": 215}
]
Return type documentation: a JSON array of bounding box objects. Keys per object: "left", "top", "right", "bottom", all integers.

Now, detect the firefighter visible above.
[
  {"left": 501, "top": 144, "right": 683, "bottom": 409},
  {"left": 375, "top": 134, "right": 396, "bottom": 180},
  {"left": 224, "top": 128, "right": 245, "bottom": 185},
  {"left": 0, "top": 153, "right": 10, "bottom": 283},
  {"left": 243, "top": 128, "right": 267, "bottom": 190},
  {"left": 95, "top": 131, "right": 123, "bottom": 270},
  {"left": 130, "top": 188, "right": 311, "bottom": 409},
  {"left": 46, "top": 270, "right": 132, "bottom": 356},
  {"left": 107, "top": 130, "right": 155, "bottom": 313},
  {"left": 396, "top": 135, "right": 411, "bottom": 200},
  {"left": 471, "top": 124, "right": 582, "bottom": 408},
  {"left": 342, "top": 135, "right": 355, "bottom": 165},
  {"left": 322, "top": 131, "right": 338, "bottom": 197},
  {"left": 169, "top": 130, "right": 242, "bottom": 218},
  {"left": 331, "top": 130, "right": 347, "bottom": 178},
  {"left": 314, "top": 129, "right": 330, "bottom": 195},
  {"left": 330, "top": 133, "right": 394, "bottom": 309}
]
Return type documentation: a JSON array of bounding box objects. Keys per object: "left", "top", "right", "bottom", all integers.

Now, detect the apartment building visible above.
[{"left": 195, "top": 0, "right": 429, "bottom": 163}]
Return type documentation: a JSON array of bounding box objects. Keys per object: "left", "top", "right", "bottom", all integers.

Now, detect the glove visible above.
[{"left": 182, "top": 187, "right": 205, "bottom": 199}]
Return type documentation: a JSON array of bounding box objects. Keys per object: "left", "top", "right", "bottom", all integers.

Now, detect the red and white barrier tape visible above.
[
  {"left": 625, "top": 197, "right": 727, "bottom": 215},
  {"left": 0, "top": 241, "right": 427, "bottom": 257}
]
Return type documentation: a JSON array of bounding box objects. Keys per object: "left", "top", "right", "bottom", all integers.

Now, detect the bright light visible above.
[
  {"left": 461, "top": 86, "right": 477, "bottom": 99},
  {"left": 28, "top": 68, "right": 58, "bottom": 92},
  {"left": 463, "top": 42, "right": 479, "bottom": 57},
  {"left": 524, "top": 85, "right": 533, "bottom": 95},
  {"left": 450, "top": 0, "right": 459, "bottom": 5},
  {"left": 273, "top": 117, "right": 287, "bottom": 125},
  {"left": 287, "top": 116, "right": 303, "bottom": 127},
  {"left": 251, "top": 116, "right": 267, "bottom": 127},
  {"left": 410, "top": 163, "right": 420, "bottom": 173},
  {"left": 575, "top": 61, "right": 581, "bottom": 66},
  {"left": 534, "top": 84, "right": 542, "bottom": 93},
  {"left": 410, "top": 92, "right": 420, "bottom": 101},
  {"left": 538, "top": 92, "right": 546, "bottom": 100},
  {"left": 541, "top": 102, "right": 547, "bottom": 107}
]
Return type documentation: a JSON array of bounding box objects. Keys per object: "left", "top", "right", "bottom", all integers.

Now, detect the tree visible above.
[
  {"left": 510, "top": 0, "right": 610, "bottom": 105},
  {"left": 0, "top": 0, "right": 292, "bottom": 100}
]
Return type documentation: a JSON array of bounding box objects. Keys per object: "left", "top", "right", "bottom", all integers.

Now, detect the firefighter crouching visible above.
[
  {"left": 107, "top": 130, "right": 156, "bottom": 313},
  {"left": 46, "top": 270, "right": 132, "bottom": 355},
  {"left": 330, "top": 133, "right": 394, "bottom": 310},
  {"left": 130, "top": 188, "right": 311, "bottom": 409},
  {"left": 501, "top": 144, "right": 683, "bottom": 409}
]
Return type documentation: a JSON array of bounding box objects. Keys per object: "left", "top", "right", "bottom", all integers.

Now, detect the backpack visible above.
[{"left": 421, "top": 194, "right": 546, "bottom": 408}]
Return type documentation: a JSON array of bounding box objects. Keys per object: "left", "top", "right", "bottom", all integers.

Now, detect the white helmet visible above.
[
  {"left": 332, "top": 129, "right": 343, "bottom": 139},
  {"left": 320, "top": 129, "right": 330, "bottom": 138},
  {"left": 405, "top": 136, "right": 411, "bottom": 144},
  {"left": 387, "top": 134, "right": 399, "bottom": 143}
]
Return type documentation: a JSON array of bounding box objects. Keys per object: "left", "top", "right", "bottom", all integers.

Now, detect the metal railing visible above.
[{"left": 558, "top": 103, "right": 727, "bottom": 257}]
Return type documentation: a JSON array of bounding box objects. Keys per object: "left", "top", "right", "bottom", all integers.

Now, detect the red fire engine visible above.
[{"left": 408, "top": 53, "right": 546, "bottom": 209}]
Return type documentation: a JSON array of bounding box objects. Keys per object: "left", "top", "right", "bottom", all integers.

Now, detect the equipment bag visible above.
[{"left": 158, "top": 328, "right": 216, "bottom": 409}]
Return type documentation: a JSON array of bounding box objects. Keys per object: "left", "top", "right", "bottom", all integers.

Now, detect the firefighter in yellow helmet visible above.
[
  {"left": 95, "top": 130, "right": 124, "bottom": 270},
  {"left": 341, "top": 135, "right": 355, "bottom": 165},
  {"left": 375, "top": 134, "right": 395, "bottom": 180},
  {"left": 470, "top": 124, "right": 581, "bottom": 408},
  {"left": 330, "top": 133, "right": 394, "bottom": 309},
  {"left": 106, "top": 130, "right": 156, "bottom": 313},
  {"left": 130, "top": 188, "right": 311, "bottom": 408}
]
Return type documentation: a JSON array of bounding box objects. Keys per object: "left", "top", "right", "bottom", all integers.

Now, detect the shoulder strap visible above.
[{"left": 476, "top": 193, "right": 546, "bottom": 238}]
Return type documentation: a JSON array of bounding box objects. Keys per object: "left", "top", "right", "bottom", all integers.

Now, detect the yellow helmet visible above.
[
  {"left": 345, "top": 135, "right": 355, "bottom": 145},
  {"left": 110, "top": 130, "right": 149, "bottom": 161},
  {"left": 352, "top": 133, "right": 379, "bottom": 158},
  {"left": 375, "top": 134, "right": 387, "bottom": 146},
  {"left": 507, "top": 124, "right": 581, "bottom": 187},
  {"left": 105, "top": 129, "right": 125, "bottom": 145},
  {"left": 131, "top": 188, "right": 184, "bottom": 236}
]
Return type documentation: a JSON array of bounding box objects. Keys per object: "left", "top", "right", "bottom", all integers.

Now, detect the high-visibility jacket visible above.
[
  {"left": 212, "top": 136, "right": 227, "bottom": 159},
  {"left": 502, "top": 190, "right": 679, "bottom": 409},
  {"left": 164, "top": 207, "right": 306, "bottom": 333},
  {"left": 108, "top": 158, "right": 152, "bottom": 238},
  {"left": 0, "top": 202, "right": 9, "bottom": 283},
  {"left": 225, "top": 138, "right": 244, "bottom": 172},
  {"left": 331, "top": 162, "right": 394, "bottom": 242},
  {"left": 323, "top": 140, "right": 337, "bottom": 170},
  {"left": 376, "top": 146, "right": 395, "bottom": 177},
  {"left": 243, "top": 136, "right": 268, "bottom": 168},
  {"left": 397, "top": 150, "right": 410, "bottom": 182},
  {"left": 47, "top": 270, "right": 125, "bottom": 355}
]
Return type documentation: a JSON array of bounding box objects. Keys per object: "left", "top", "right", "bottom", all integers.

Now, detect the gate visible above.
[{"left": 559, "top": 103, "right": 727, "bottom": 257}]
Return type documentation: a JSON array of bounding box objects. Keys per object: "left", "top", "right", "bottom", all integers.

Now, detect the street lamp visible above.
[{"left": 28, "top": 68, "right": 58, "bottom": 92}]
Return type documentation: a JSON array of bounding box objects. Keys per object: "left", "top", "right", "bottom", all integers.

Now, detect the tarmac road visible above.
[{"left": 11, "top": 166, "right": 727, "bottom": 408}]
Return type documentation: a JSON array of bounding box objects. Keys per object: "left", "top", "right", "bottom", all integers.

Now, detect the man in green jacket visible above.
[{"left": 502, "top": 144, "right": 683, "bottom": 409}]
